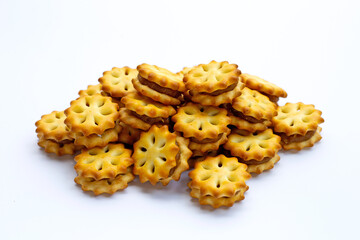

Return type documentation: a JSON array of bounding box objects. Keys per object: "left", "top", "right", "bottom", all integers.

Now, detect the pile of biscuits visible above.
[{"left": 35, "top": 61, "right": 324, "bottom": 208}]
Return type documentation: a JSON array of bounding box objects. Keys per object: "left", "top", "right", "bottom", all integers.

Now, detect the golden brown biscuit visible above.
[
  {"left": 160, "top": 135, "right": 192, "bottom": 186},
  {"left": 184, "top": 60, "right": 241, "bottom": 93},
  {"left": 232, "top": 87, "right": 277, "bottom": 121},
  {"left": 246, "top": 153, "right": 280, "bottom": 174},
  {"left": 229, "top": 114, "right": 271, "bottom": 133},
  {"left": 78, "top": 84, "right": 108, "bottom": 97},
  {"left": 281, "top": 127, "right": 322, "bottom": 150},
  {"left": 118, "top": 108, "right": 169, "bottom": 131},
  {"left": 132, "top": 77, "right": 182, "bottom": 105},
  {"left": 188, "top": 128, "right": 230, "bottom": 153},
  {"left": 272, "top": 102, "right": 324, "bottom": 136},
  {"left": 132, "top": 125, "right": 180, "bottom": 185},
  {"left": 188, "top": 155, "right": 251, "bottom": 208},
  {"left": 121, "top": 92, "right": 176, "bottom": 118},
  {"left": 137, "top": 63, "right": 186, "bottom": 92},
  {"left": 36, "top": 111, "right": 73, "bottom": 142},
  {"left": 74, "top": 167, "right": 134, "bottom": 195},
  {"left": 117, "top": 122, "right": 142, "bottom": 145},
  {"left": 99, "top": 67, "right": 137, "bottom": 97},
  {"left": 172, "top": 103, "right": 231, "bottom": 140},
  {"left": 224, "top": 129, "right": 281, "bottom": 162},
  {"left": 185, "top": 80, "right": 244, "bottom": 106},
  {"left": 37, "top": 137, "right": 77, "bottom": 156},
  {"left": 241, "top": 73, "right": 287, "bottom": 99},
  {"left": 74, "top": 144, "right": 133, "bottom": 180},
  {"left": 65, "top": 94, "right": 119, "bottom": 136},
  {"left": 72, "top": 122, "right": 122, "bottom": 149}
]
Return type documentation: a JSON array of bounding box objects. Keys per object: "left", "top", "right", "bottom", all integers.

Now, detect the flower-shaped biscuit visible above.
[
  {"left": 65, "top": 94, "right": 119, "bottom": 136},
  {"left": 99, "top": 67, "right": 137, "bottom": 97},
  {"left": 36, "top": 111, "right": 73, "bottom": 142}
]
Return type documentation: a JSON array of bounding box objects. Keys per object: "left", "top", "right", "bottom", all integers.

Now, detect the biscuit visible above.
[
  {"left": 224, "top": 129, "right": 281, "bottom": 161},
  {"left": 188, "top": 128, "right": 230, "bottom": 153},
  {"left": 232, "top": 87, "right": 277, "bottom": 122},
  {"left": 36, "top": 111, "right": 73, "bottom": 142},
  {"left": 117, "top": 122, "right": 142, "bottom": 145},
  {"left": 121, "top": 92, "right": 176, "bottom": 118},
  {"left": 132, "top": 77, "right": 182, "bottom": 105},
  {"left": 74, "top": 167, "right": 134, "bottom": 195},
  {"left": 246, "top": 154, "right": 280, "bottom": 174},
  {"left": 188, "top": 150, "right": 219, "bottom": 169},
  {"left": 272, "top": 102, "right": 324, "bottom": 136},
  {"left": 160, "top": 135, "right": 192, "bottom": 186},
  {"left": 172, "top": 103, "right": 231, "bottom": 140},
  {"left": 184, "top": 60, "right": 241, "bottom": 93},
  {"left": 74, "top": 143, "right": 133, "bottom": 180},
  {"left": 188, "top": 155, "right": 251, "bottom": 208},
  {"left": 185, "top": 80, "right": 244, "bottom": 106},
  {"left": 37, "top": 137, "right": 77, "bottom": 156},
  {"left": 118, "top": 108, "right": 169, "bottom": 131},
  {"left": 229, "top": 114, "right": 271, "bottom": 133},
  {"left": 137, "top": 63, "right": 186, "bottom": 92},
  {"left": 281, "top": 127, "right": 322, "bottom": 150},
  {"left": 132, "top": 125, "right": 180, "bottom": 185},
  {"left": 65, "top": 94, "right": 119, "bottom": 136},
  {"left": 99, "top": 67, "right": 137, "bottom": 97},
  {"left": 241, "top": 73, "right": 287, "bottom": 100},
  {"left": 78, "top": 84, "right": 108, "bottom": 97},
  {"left": 72, "top": 122, "right": 122, "bottom": 149}
]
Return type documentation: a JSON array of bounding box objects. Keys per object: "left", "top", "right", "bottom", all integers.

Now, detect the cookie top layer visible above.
[
  {"left": 272, "top": 102, "right": 324, "bottom": 136},
  {"left": 121, "top": 92, "right": 176, "bottom": 118},
  {"left": 241, "top": 73, "right": 287, "bottom": 98},
  {"left": 99, "top": 67, "right": 137, "bottom": 97},
  {"left": 65, "top": 94, "right": 119, "bottom": 136},
  {"left": 137, "top": 63, "right": 186, "bottom": 92},
  {"left": 132, "top": 125, "right": 180, "bottom": 185},
  {"left": 74, "top": 143, "right": 134, "bottom": 180},
  {"left": 224, "top": 129, "right": 281, "bottom": 161},
  {"left": 184, "top": 60, "right": 240, "bottom": 93},
  {"left": 78, "top": 84, "right": 107, "bottom": 97},
  {"left": 36, "top": 111, "right": 73, "bottom": 142},
  {"left": 189, "top": 154, "right": 251, "bottom": 198},
  {"left": 232, "top": 87, "right": 277, "bottom": 120},
  {"left": 172, "top": 102, "right": 231, "bottom": 140}
]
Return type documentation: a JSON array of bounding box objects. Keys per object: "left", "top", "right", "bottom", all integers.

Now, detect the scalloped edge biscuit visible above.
[
  {"left": 184, "top": 60, "right": 241, "bottom": 93},
  {"left": 281, "top": 127, "right": 322, "bottom": 150},
  {"left": 229, "top": 114, "right": 272, "bottom": 133},
  {"left": 188, "top": 129, "right": 230, "bottom": 153},
  {"left": 246, "top": 154, "right": 280, "bottom": 174},
  {"left": 186, "top": 80, "right": 244, "bottom": 106},
  {"left": 99, "top": 67, "right": 137, "bottom": 97},
  {"left": 121, "top": 92, "right": 176, "bottom": 118},
  {"left": 241, "top": 73, "right": 287, "bottom": 98}
]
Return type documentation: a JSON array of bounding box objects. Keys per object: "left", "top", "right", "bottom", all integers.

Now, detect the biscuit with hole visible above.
[
  {"left": 185, "top": 80, "right": 244, "bottom": 106},
  {"left": 184, "top": 60, "right": 241, "bottom": 93},
  {"left": 74, "top": 167, "right": 134, "bottom": 195},
  {"left": 232, "top": 87, "right": 277, "bottom": 122},
  {"left": 272, "top": 102, "right": 324, "bottom": 136},
  {"left": 246, "top": 153, "right": 280, "bottom": 174},
  {"left": 224, "top": 129, "right": 281, "bottom": 162},
  {"left": 99, "top": 67, "right": 137, "bottom": 97},
  {"left": 172, "top": 103, "right": 231, "bottom": 141},
  {"left": 121, "top": 92, "right": 176, "bottom": 118},
  {"left": 74, "top": 143, "right": 133, "bottom": 180},
  {"left": 160, "top": 135, "right": 192, "bottom": 186},
  {"left": 241, "top": 73, "right": 287, "bottom": 101},
  {"left": 65, "top": 94, "right": 119, "bottom": 136},
  {"left": 132, "top": 125, "right": 180, "bottom": 185},
  {"left": 188, "top": 155, "right": 250, "bottom": 208},
  {"left": 36, "top": 111, "right": 73, "bottom": 142},
  {"left": 78, "top": 84, "right": 108, "bottom": 97},
  {"left": 72, "top": 122, "right": 122, "bottom": 149},
  {"left": 117, "top": 122, "right": 142, "bottom": 145}
]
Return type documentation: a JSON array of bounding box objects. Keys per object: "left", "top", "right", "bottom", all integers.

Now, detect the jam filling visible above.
[
  {"left": 189, "top": 82, "right": 237, "bottom": 96},
  {"left": 238, "top": 157, "right": 271, "bottom": 165},
  {"left": 230, "top": 108, "right": 265, "bottom": 123},
  {"left": 279, "top": 130, "right": 316, "bottom": 144},
  {"left": 131, "top": 111, "right": 168, "bottom": 125}
]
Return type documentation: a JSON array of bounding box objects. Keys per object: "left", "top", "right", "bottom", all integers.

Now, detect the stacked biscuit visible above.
[{"left": 35, "top": 60, "right": 324, "bottom": 209}]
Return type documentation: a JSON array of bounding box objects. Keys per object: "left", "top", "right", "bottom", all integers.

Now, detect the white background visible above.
[{"left": 1, "top": 0, "right": 359, "bottom": 239}]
